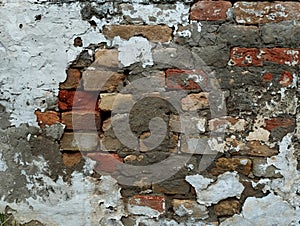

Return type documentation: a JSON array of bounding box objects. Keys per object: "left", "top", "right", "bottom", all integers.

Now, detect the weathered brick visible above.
[
  {"left": 35, "top": 110, "right": 60, "bottom": 128},
  {"left": 229, "top": 47, "right": 300, "bottom": 66},
  {"left": 82, "top": 70, "right": 125, "bottom": 92},
  {"left": 103, "top": 25, "right": 172, "bottom": 42},
  {"left": 62, "top": 152, "right": 82, "bottom": 167},
  {"left": 181, "top": 93, "right": 209, "bottom": 111},
  {"left": 166, "top": 69, "right": 206, "bottom": 91},
  {"left": 279, "top": 71, "right": 293, "bottom": 87},
  {"left": 59, "top": 68, "right": 81, "bottom": 89},
  {"left": 94, "top": 49, "right": 119, "bottom": 69},
  {"left": 61, "top": 111, "right": 101, "bottom": 130},
  {"left": 234, "top": 2, "right": 300, "bottom": 24},
  {"left": 264, "top": 118, "right": 295, "bottom": 131},
  {"left": 152, "top": 179, "right": 190, "bottom": 195},
  {"left": 127, "top": 195, "right": 165, "bottom": 217},
  {"left": 58, "top": 90, "right": 98, "bottom": 111},
  {"left": 233, "top": 141, "right": 279, "bottom": 157},
  {"left": 60, "top": 132, "right": 99, "bottom": 151},
  {"left": 211, "top": 157, "right": 252, "bottom": 176},
  {"left": 169, "top": 114, "right": 206, "bottom": 134},
  {"left": 209, "top": 117, "right": 247, "bottom": 133},
  {"left": 214, "top": 199, "right": 240, "bottom": 217},
  {"left": 86, "top": 152, "right": 123, "bottom": 173},
  {"left": 99, "top": 93, "right": 134, "bottom": 113},
  {"left": 228, "top": 48, "right": 262, "bottom": 66},
  {"left": 172, "top": 199, "right": 208, "bottom": 219},
  {"left": 190, "top": 1, "right": 232, "bottom": 21}
]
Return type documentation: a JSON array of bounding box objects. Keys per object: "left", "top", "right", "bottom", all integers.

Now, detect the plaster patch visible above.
[
  {"left": 0, "top": 2, "right": 106, "bottom": 126},
  {"left": 186, "top": 172, "right": 244, "bottom": 206},
  {"left": 119, "top": 3, "right": 190, "bottom": 26},
  {"left": 114, "top": 36, "right": 153, "bottom": 68},
  {"left": 220, "top": 193, "right": 295, "bottom": 226}
]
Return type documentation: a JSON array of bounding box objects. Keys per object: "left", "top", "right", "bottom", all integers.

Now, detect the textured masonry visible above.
[{"left": 1, "top": 0, "right": 300, "bottom": 225}]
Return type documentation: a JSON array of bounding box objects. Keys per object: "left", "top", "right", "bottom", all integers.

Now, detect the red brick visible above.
[
  {"left": 35, "top": 110, "right": 60, "bottom": 128},
  {"left": 264, "top": 118, "right": 295, "bottom": 131},
  {"left": 58, "top": 90, "right": 98, "bottom": 111},
  {"left": 166, "top": 69, "right": 207, "bottom": 90},
  {"left": 229, "top": 48, "right": 262, "bottom": 66},
  {"left": 128, "top": 195, "right": 165, "bottom": 213},
  {"left": 59, "top": 68, "right": 81, "bottom": 89},
  {"left": 234, "top": 2, "right": 300, "bottom": 24},
  {"left": 229, "top": 48, "right": 300, "bottom": 66},
  {"left": 190, "top": 1, "right": 232, "bottom": 21},
  {"left": 86, "top": 152, "right": 123, "bottom": 173},
  {"left": 261, "top": 48, "right": 299, "bottom": 66},
  {"left": 262, "top": 73, "right": 273, "bottom": 82},
  {"left": 61, "top": 111, "right": 101, "bottom": 130},
  {"left": 279, "top": 71, "right": 293, "bottom": 87},
  {"left": 103, "top": 25, "right": 172, "bottom": 42}
]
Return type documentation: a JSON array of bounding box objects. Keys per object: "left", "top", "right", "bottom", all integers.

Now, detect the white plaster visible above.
[
  {"left": 186, "top": 172, "right": 244, "bottom": 206},
  {"left": 119, "top": 3, "right": 190, "bottom": 27},
  {"left": 196, "top": 118, "right": 206, "bottom": 133},
  {"left": 246, "top": 127, "right": 270, "bottom": 142},
  {"left": 113, "top": 36, "right": 153, "bottom": 68},
  {"left": 0, "top": 2, "right": 106, "bottom": 126},
  {"left": 127, "top": 205, "right": 162, "bottom": 218},
  {"left": 0, "top": 158, "right": 125, "bottom": 225},
  {"left": 220, "top": 193, "right": 295, "bottom": 226}
]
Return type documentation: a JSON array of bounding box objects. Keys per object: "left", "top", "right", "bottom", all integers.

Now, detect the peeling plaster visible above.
[
  {"left": 0, "top": 2, "right": 106, "bottom": 126},
  {"left": 220, "top": 193, "right": 296, "bottom": 226},
  {"left": 113, "top": 36, "right": 153, "bottom": 68},
  {"left": 186, "top": 172, "right": 244, "bottom": 206}
]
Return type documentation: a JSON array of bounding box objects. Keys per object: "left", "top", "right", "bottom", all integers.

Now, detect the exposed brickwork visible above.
[
  {"left": 35, "top": 110, "right": 60, "bottom": 128},
  {"left": 234, "top": 2, "right": 300, "bottom": 24},
  {"left": 190, "top": 1, "right": 232, "bottom": 21},
  {"left": 58, "top": 90, "right": 99, "bottom": 111},
  {"left": 127, "top": 195, "right": 165, "bottom": 214},
  {"left": 30, "top": 1, "right": 300, "bottom": 225},
  {"left": 229, "top": 48, "right": 300, "bottom": 67}
]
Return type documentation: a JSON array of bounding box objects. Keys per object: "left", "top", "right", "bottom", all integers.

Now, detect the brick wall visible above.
[{"left": 35, "top": 1, "right": 300, "bottom": 225}]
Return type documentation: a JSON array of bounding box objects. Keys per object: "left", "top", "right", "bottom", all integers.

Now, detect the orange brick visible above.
[
  {"left": 190, "top": 1, "right": 232, "bottom": 21},
  {"left": 59, "top": 68, "right": 81, "bottom": 89},
  {"left": 35, "top": 110, "right": 60, "bottom": 128},
  {"left": 62, "top": 152, "right": 82, "bottom": 167}
]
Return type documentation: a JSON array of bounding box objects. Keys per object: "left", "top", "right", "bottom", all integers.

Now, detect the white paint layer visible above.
[
  {"left": 220, "top": 193, "right": 295, "bottom": 226},
  {"left": 186, "top": 172, "right": 244, "bottom": 206},
  {"left": 0, "top": 2, "right": 106, "bottom": 126}
]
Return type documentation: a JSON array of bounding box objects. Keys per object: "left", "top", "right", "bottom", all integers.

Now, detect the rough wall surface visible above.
[{"left": 0, "top": 0, "right": 300, "bottom": 225}]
